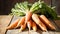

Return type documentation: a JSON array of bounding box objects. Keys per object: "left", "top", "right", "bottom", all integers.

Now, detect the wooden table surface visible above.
[
  {"left": 0, "top": 15, "right": 13, "bottom": 34},
  {"left": 0, "top": 15, "right": 60, "bottom": 34}
]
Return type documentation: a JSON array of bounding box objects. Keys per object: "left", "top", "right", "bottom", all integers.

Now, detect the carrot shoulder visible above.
[
  {"left": 32, "top": 14, "right": 47, "bottom": 31},
  {"left": 25, "top": 12, "right": 32, "bottom": 23},
  {"left": 39, "top": 15, "right": 55, "bottom": 30},
  {"left": 6, "top": 18, "right": 20, "bottom": 30}
]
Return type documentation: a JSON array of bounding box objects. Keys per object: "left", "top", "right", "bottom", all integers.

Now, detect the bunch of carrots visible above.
[
  {"left": 7, "top": 0, "right": 57, "bottom": 32},
  {"left": 6, "top": 13, "right": 56, "bottom": 32}
]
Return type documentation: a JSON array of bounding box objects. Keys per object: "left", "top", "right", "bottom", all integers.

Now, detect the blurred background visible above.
[{"left": 0, "top": 0, "right": 60, "bottom": 15}]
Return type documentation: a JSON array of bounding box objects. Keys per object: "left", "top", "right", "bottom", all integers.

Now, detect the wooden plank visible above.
[
  {"left": 54, "top": 20, "right": 60, "bottom": 30},
  {"left": 6, "top": 16, "right": 60, "bottom": 34},
  {"left": 0, "top": 15, "right": 13, "bottom": 34},
  {"left": 7, "top": 29, "right": 42, "bottom": 34},
  {"left": 7, "top": 30, "right": 60, "bottom": 34}
]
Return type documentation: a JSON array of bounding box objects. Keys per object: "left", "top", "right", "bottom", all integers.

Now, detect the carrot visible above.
[
  {"left": 19, "top": 23, "right": 26, "bottom": 32},
  {"left": 15, "top": 17, "right": 25, "bottom": 28},
  {"left": 27, "top": 20, "right": 32, "bottom": 34},
  {"left": 25, "top": 12, "right": 32, "bottom": 23},
  {"left": 27, "top": 20, "right": 32, "bottom": 30},
  {"left": 39, "top": 15, "right": 55, "bottom": 30},
  {"left": 18, "top": 17, "right": 26, "bottom": 32},
  {"left": 32, "top": 22, "right": 37, "bottom": 31},
  {"left": 6, "top": 18, "right": 20, "bottom": 30},
  {"left": 32, "top": 14, "right": 47, "bottom": 31}
]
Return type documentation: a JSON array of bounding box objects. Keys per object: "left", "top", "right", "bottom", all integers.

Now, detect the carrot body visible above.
[
  {"left": 18, "top": 17, "right": 26, "bottom": 32},
  {"left": 27, "top": 20, "right": 32, "bottom": 29},
  {"left": 15, "top": 17, "right": 25, "bottom": 28},
  {"left": 39, "top": 15, "right": 55, "bottom": 30},
  {"left": 32, "top": 22, "right": 37, "bottom": 31},
  {"left": 19, "top": 23, "right": 26, "bottom": 32},
  {"left": 32, "top": 14, "right": 47, "bottom": 31},
  {"left": 25, "top": 12, "right": 32, "bottom": 23},
  {"left": 6, "top": 18, "right": 20, "bottom": 30}
]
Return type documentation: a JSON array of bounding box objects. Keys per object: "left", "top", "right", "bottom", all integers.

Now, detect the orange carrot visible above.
[
  {"left": 15, "top": 17, "right": 25, "bottom": 28},
  {"left": 18, "top": 17, "right": 26, "bottom": 32},
  {"left": 32, "top": 14, "right": 47, "bottom": 31},
  {"left": 19, "top": 23, "right": 26, "bottom": 32},
  {"left": 6, "top": 18, "right": 20, "bottom": 30},
  {"left": 27, "top": 20, "right": 32, "bottom": 29},
  {"left": 32, "top": 22, "right": 37, "bottom": 31},
  {"left": 39, "top": 15, "right": 55, "bottom": 30},
  {"left": 25, "top": 12, "right": 32, "bottom": 23},
  {"left": 27, "top": 20, "right": 32, "bottom": 34}
]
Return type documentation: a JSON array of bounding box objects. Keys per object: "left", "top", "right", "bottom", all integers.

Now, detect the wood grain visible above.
[
  {"left": 0, "top": 15, "right": 13, "bottom": 34},
  {"left": 54, "top": 20, "right": 60, "bottom": 29}
]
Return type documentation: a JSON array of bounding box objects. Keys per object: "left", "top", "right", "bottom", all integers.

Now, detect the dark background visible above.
[{"left": 0, "top": 0, "right": 60, "bottom": 15}]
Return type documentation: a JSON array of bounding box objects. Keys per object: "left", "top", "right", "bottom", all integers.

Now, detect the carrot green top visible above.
[{"left": 10, "top": 0, "right": 57, "bottom": 19}]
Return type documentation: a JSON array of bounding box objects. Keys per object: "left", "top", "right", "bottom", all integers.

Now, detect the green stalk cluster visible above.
[{"left": 10, "top": 0, "right": 57, "bottom": 19}]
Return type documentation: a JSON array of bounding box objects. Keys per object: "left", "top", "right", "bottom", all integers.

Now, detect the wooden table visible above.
[
  {"left": 0, "top": 15, "right": 60, "bottom": 34},
  {"left": 0, "top": 15, "right": 12, "bottom": 34}
]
